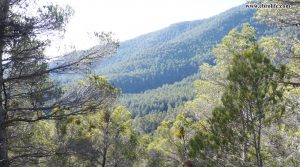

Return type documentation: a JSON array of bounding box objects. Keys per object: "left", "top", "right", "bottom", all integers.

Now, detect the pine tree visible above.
[
  {"left": 210, "top": 46, "right": 286, "bottom": 166},
  {"left": 0, "top": 0, "right": 118, "bottom": 166}
]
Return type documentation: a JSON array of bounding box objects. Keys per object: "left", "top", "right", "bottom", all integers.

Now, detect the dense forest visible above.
[
  {"left": 55, "top": 5, "right": 273, "bottom": 93},
  {"left": 0, "top": 0, "right": 300, "bottom": 167}
]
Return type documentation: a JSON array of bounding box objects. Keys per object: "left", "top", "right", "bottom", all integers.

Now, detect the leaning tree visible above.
[{"left": 0, "top": 0, "right": 119, "bottom": 166}]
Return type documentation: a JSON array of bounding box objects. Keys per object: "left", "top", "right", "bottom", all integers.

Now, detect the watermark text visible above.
[{"left": 246, "top": 3, "right": 293, "bottom": 9}]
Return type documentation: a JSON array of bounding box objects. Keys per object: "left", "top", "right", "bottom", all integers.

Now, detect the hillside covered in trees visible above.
[
  {"left": 0, "top": 0, "right": 300, "bottom": 167},
  {"left": 96, "top": 6, "right": 269, "bottom": 93},
  {"left": 55, "top": 5, "right": 274, "bottom": 93}
]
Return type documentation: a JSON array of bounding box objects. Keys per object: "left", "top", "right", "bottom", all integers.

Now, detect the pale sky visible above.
[{"left": 45, "top": 0, "right": 246, "bottom": 56}]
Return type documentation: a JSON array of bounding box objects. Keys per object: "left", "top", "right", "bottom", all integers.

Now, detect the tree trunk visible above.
[
  {"left": 253, "top": 114, "right": 263, "bottom": 167},
  {"left": 102, "top": 147, "right": 107, "bottom": 167},
  {"left": 257, "top": 117, "right": 263, "bottom": 167},
  {"left": 101, "top": 122, "right": 110, "bottom": 167},
  {"left": 0, "top": 112, "right": 8, "bottom": 167},
  {"left": 0, "top": 0, "right": 10, "bottom": 166}
]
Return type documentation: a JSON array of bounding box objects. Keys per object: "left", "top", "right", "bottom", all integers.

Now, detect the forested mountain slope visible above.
[
  {"left": 54, "top": 6, "right": 275, "bottom": 94},
  {"left": 94, "top": 6, "right": 270, "bottom": 93},
  {"left": 118, "top": 74, "right": 198, "bottom": 117},
  {"left": 51, "top": 5, "right": 283, "bottom": 121}
]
